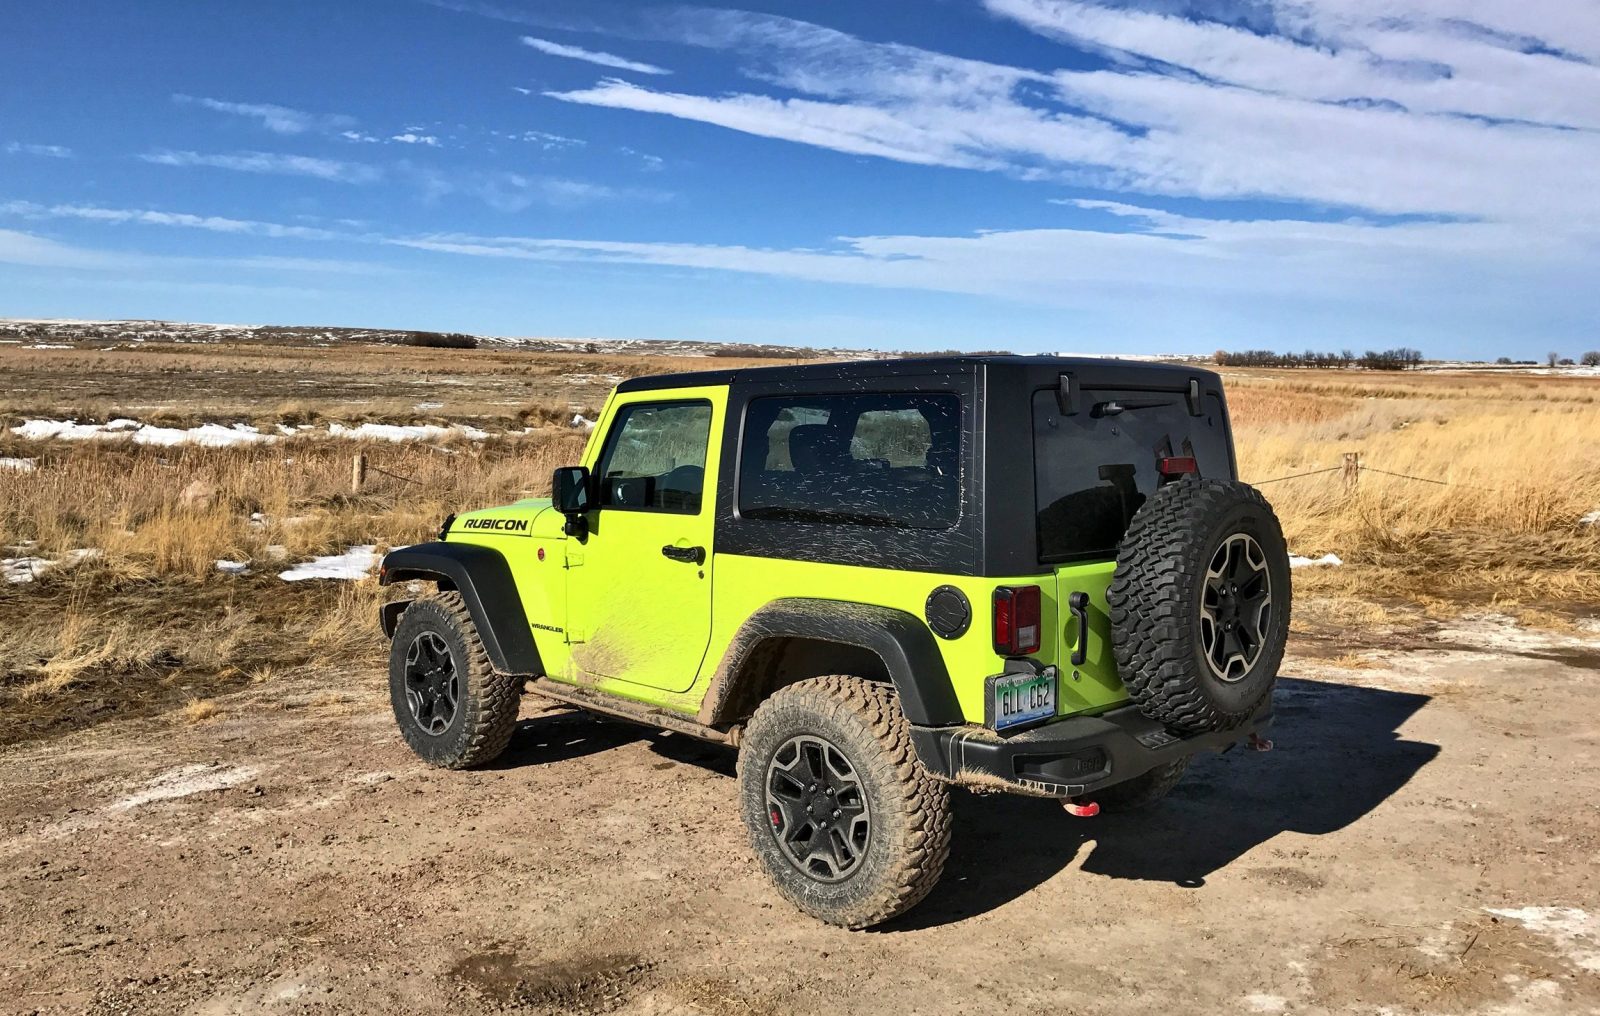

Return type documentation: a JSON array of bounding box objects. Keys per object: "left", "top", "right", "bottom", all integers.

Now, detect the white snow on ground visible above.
[
  {"left": 11, "top": 419, "right": 498, "bottom": 446},
  {"left": 2, "top": 548, "right": 100, "bottom": 583},
  {"left": 25, "top": 343, "right": 72, "bottom": 349},
  {"left": 325, "top": 422, "right": 488, "bottom": 442},
  {"left": 12, "top": 418, "right": 271, "bottom": 447},
  {"left": 3, "top": 557, "right": 51, "bottom": 583},
  {"left": 0, "top": 457, "right": 36, "bottom": 471},
  {"left": 277, "top": 545, "right": 378, "bottom": 581},
  {"left": 1581, "top": 509, "right": 1600, "bottom": 526},
  {"left": 571, "top": 414, "right": 597, "bottom": 431},
  {"left": 107, "top": 763, "right": 260, "bottom": 812},
  {"left": 1486, "top": 907, "right": 1600, "bottom": 972},
  {"left": 1289, "top": 553, "right": 1343, "bottom": 569},
  {"left": 215, "top": 559, "right": 250, "bottom": 575}
]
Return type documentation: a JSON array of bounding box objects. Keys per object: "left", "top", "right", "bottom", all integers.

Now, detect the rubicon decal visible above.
[{"left": 461, "top": 517, "right": 530, "bottom": 533}]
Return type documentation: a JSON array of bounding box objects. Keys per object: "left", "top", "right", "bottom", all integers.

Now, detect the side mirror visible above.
[{"left": 552, "top": 466, "right": 591, "bottom": 538}]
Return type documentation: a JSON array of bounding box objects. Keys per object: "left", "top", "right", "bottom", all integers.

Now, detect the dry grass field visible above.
[{"left": 1, "top": 340, "right": 1597, "bottom": 746}]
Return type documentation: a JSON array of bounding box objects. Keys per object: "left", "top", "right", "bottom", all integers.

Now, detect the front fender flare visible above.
[
  {"left": 700, "top": 598, "right": 963, "bottom": 727},
  {"left": 379, "top": 542, "right": 543, "bottom": 676}
]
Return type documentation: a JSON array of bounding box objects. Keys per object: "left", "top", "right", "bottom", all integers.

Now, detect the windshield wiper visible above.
[{"left": 1092, "top": 399, "right": 1171, "bottom": 418}]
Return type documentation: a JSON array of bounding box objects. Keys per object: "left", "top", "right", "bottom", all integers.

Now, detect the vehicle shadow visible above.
[
  {"left": 888, "top": 676, "right": 1440, "bottom": 931},
  {"left": 487, "top": 706, "right": 653, "bottom": 770}
]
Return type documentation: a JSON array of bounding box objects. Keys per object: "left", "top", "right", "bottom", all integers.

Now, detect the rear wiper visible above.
[{"left": 1092, "top": 399, "right": 1170, "bottom": 418}]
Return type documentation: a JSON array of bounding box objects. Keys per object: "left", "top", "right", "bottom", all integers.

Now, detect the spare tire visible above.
[{"left": 1107, "top": 477, "right": 1290, "bottom": 733}]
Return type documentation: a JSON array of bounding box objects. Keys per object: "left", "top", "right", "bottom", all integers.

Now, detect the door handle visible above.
[
  {"left": 661, "top": 544, "right": 706, "bottom": 565},
  {"left": 1067, "top": 591, "right": 1089, "bottom": 666}
]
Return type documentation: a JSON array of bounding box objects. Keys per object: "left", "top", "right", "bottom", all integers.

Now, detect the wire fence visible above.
[{"left": 1249, "top": 454, "right": 1496, "bottom": 492}]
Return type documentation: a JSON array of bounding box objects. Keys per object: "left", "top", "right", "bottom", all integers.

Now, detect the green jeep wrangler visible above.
[{"left": 378, "top": 356, "right": 1289, "bottom": 928}]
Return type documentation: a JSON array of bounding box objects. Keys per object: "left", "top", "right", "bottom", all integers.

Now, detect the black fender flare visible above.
[
  {"left": 699, "top": 598, "right": 963, "bottom": 727},
  {"left": 378, "top": 542, "right": 543, "bottom": 677}
]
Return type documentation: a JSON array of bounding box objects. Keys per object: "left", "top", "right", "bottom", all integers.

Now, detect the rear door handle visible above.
[
  {"left": 1067, "top": 591, "right": 1089, "bottom": 666},
  {"left": 661, "top": 545, "right": 706, "bottom": 565}
]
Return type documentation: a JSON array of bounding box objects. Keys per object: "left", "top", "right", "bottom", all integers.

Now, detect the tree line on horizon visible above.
[{"left": 1211, "top": 348, "right": 1424, "bottom": 370}]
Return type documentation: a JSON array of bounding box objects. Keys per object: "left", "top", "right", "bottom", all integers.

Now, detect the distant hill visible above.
[{"left": 0, "top": 318, "right": 880, "bottom": 360}]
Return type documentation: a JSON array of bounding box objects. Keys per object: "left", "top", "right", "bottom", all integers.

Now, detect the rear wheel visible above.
[
  {"left": 388, "top": 592, "right": 523, "bottom": 769},
  {"left": 737, "top": 676, "right": 951, "bottom": 929}
]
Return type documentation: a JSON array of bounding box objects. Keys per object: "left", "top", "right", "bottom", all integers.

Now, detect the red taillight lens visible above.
[
  {"left": 993, "top": 585, "right": 1042, "bottom": 656},
  {"left": 1159, "top": 456, "right": 1198, "bottom": 477}
]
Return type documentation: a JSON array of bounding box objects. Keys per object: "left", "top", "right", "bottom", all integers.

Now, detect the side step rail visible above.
[{"left": 526, "top": 677, "right": 736, "bottom": 745}]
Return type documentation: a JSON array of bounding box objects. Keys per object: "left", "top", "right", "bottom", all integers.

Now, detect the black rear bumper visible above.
[{"left": 910, "top": 698, "right": 1272, "bottom": 799}]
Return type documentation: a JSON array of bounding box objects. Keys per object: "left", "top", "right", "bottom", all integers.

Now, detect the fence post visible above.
[
  {"left": 351, "top": 452, "right": 367, "bottom": 493},
  {"left": 1342, "top": 451, "right": 1361, "bottom": 493}
]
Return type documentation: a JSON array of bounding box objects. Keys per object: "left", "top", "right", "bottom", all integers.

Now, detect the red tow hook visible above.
[
  {"left": 1062, "top": 799, "right": 1100, "bottom": 818},
  {"left": 1249, "top": 733, "right": 1274, "bottom": 752}
]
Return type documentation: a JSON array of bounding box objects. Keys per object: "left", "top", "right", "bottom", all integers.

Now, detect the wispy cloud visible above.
[
  {"left": 139, "top": 149, "right": 382, "bottom": 184},
  {"left": 5, "top": 142, "right": 73, "bottom": 159},
  {"left": 407, "top": 167, "right": 623, "bottom": 211},
  {"left": 520, "top": 36, "right": 669, "bottom": 75},
  {"left": 389, "top": 132, "right": 442, "bottom": 147},
  {"left": 173, "top": 94, "right": 355, "bottom": 135},
  {"left": 0, "top": 200, "right": 343, "bottom": 239},
  {"left": 382, "top": 202, "right": 1595, "bottom": 344},
  {"left": 543, "top": 8, "right": 1600, "bottom": 231}
]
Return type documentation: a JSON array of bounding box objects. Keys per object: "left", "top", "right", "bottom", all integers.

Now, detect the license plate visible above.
[{"left": 988, "top": 670, "right": 1056, "bottom": 731}]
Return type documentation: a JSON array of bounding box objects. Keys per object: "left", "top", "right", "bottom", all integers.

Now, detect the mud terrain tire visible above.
[
  {"left": 737, "top": 676, "right": 952, "bottom": 929},
  {"left": 1107, "top": 477, "right": 1290, "bottom": 733},
  {"left": 388, "top": 592, "right": 522, "bottom": 769}
]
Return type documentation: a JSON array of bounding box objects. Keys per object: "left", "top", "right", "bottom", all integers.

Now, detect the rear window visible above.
[
  {"left": 739, "top": 392, "right": 960, "bottom": 529},
  {"left": 1033, "top": 388, "right": 1230, "bottom": 562}
]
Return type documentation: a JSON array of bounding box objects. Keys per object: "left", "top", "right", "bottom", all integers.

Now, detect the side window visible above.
[
  {"left": 594, "top": 401, "right": 712, "bottom": 514},
  {"left": 738, "top": 393, "right": 960, "bottom": 529}
]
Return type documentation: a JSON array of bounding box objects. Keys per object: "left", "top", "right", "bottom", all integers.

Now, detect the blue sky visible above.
[{"left": 3, "top": 0, "right": 1598, "bottom": 358}]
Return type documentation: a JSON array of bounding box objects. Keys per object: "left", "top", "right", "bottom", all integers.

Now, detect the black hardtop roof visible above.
[{"left": 615, "top": 354, "right": 1216, "bottom": 394}]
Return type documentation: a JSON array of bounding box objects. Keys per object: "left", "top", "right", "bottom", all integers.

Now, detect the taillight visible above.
[
  {"left": 993, "top": 585, "right": 1042, "bottom": 656},
  {"left": 1159, "top": 456, "right": 1197, "bottom": 478}
]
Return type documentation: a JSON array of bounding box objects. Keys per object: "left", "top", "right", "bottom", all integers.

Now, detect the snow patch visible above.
[
  {"left": 215, "top": 559, "right": 250, "bottom": 575},
  {"left": 0, "top": 457, "right": 36, "bottom": 472},
  {"left": 571, "top": 413, "right": 597, "bottom": 431},
  {"left": 13, "top": 418, "right": 496, "bottom": 445},
  {"left": 3, "top": 548, "right": 100, "bottom": 583},
  {"left": 278, "top": 545, "right": 378, "bottom": 581},
  {"left": 1290, "top": 553, "right": 1343, "bottom": 569},
  {"left": 1580, "top": 509, "right": 1600, "bottom": 526},
  {"left": 12, "top": 418, "right": 270, "bottom": 447},
  {"left": 326, "top": 422, "right": 488, "bottom": 442},
  {"left": 1485, "top": 907, "right": 1600, "bottom": 972},
  {"left": 1243, "top": 995, "right": 1288, "bottom": 1013},
  {"left": 108, "top": 763, "right": 259, "bottom": 812}
]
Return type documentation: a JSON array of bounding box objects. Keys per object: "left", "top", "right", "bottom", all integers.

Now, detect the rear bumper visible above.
[{"left": 909, "top": 698, "right": 1272, "bottom": 799}]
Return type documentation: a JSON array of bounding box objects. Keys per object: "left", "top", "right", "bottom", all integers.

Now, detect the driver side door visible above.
[{"left": 565, "top": 391, "right": 721, "bottom": 695}]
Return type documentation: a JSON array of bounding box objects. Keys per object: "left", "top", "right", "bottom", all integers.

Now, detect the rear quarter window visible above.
[{"left": 738, "top": 392, "right": 960, "bottom": 530}]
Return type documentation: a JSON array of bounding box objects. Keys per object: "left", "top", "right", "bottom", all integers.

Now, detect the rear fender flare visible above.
[
  {"left": 699, "top": 598, "right": 963, "bottom": 728},
  {"left": 379, "top": 542, "right": 543, "bottom": 676}
]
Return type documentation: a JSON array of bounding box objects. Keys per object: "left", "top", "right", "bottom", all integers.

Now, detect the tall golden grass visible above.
[{"left": 1226, "top": 372, "right": 1600, "bottom": 606}]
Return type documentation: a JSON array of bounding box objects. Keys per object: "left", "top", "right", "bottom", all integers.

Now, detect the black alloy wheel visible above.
[
  {"left": 765, "top": 734, "right": 872, "bottom": 882},
  {"left": 1199, "top": 532, "right": 1273, "bottom": 683},
  {"left": 403, "top": 630, "right": 460, "bottom": 735}
]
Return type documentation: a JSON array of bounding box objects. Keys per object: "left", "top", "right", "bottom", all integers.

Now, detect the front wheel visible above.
[
  {"left": 737, "top": 676, "right": 951, "bottom": 929},
  {"left": 388, "top": 592, "right": 523, "bottom": 769}
]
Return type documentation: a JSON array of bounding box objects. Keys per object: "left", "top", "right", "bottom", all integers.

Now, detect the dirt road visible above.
[{"left": 3, "top": 613, "right": 1598, "bottom": 1016}]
